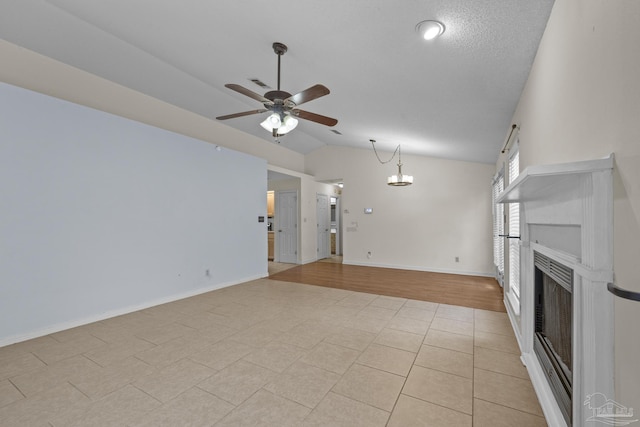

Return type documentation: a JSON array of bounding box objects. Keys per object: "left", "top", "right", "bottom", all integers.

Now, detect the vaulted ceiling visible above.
[{"left": 0, "top": 0, "right": 554, "bottom": 164}]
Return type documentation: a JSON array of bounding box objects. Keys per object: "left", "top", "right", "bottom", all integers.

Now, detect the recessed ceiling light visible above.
[{"left": 416, "top": 20, "right": 445, "bottom": 41}]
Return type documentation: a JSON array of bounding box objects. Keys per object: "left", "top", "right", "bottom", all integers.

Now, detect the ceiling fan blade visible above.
[
  {"left": 293, "top": 110, "right": 338, "bottom": 127},
  {"left": 286, "top": 84, "right": 330, "bottom": 106},
  {"left": 224, "top": 84, "right": 272, "bottom": 104},
  {"left": 216, "top": 109, "right": 268, "bottom": 120}
]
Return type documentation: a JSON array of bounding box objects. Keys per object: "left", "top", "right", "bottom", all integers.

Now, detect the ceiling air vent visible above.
[
  {"left": 249, "top": 78, "right": 270, "bottom": 89},
  {"left": 330, "top": 130, "right": 342, "bottom": 135}
]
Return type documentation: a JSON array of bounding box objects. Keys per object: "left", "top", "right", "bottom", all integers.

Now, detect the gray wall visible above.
[{"left": 0, "top": 83, "right": 267, "bottom": 344}]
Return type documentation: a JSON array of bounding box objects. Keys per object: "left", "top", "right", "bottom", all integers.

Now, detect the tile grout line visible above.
[
  {"left": 472, "top": 314, "right": 476, "bottom": 427},
  {"left": 474, "top": 396, "right": 548, "bottom": 419},
  {"left": 384, "top": 314, "right": 424, "bottom": 426},
  {"left": 330, "top": 296, "right": 420, "bottom": 426}
]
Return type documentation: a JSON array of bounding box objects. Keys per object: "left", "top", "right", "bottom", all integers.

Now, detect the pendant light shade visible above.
[
  {"left": 387, "top": 155, "right": 414, "bottom": 186},
  {"left": 388, "top": 169, "right": 414, "bottom": 186}
]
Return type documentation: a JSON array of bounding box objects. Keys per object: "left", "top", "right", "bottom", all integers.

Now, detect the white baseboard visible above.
[
  {"left": 342, "top": 260, "right": 494, "bottom": 278},
  {"left": 504, "top": 294, "right": 523, "bottom": 351},
  {"left": 0, "top": 273, "right": 263, "bottom": 348}
]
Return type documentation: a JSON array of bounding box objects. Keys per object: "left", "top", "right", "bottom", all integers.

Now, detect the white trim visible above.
[
  {"left": 0, "top": 273, "right": 263, "bottom": 348},
  {"left": 505, "top": 294, "right": 523, "bottom": 350},
  {"left": 497, "top": 154, "right": 614, "bottom": 204},
  {"left": 505, "top": 289, "right": 521, "bottom": 316}
]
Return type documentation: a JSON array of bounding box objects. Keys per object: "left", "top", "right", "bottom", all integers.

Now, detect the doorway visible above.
[{"left": 268, "top": 169, "right": 300, "bottom": 266}]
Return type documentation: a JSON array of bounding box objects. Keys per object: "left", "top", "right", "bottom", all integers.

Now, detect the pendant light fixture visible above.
[{"left": 370, "top": 139, "right": 414, "bottom": 186}]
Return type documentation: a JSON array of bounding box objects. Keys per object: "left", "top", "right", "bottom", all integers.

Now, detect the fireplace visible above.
[
  {"left": 534, "top": 251, "right": 573, "bottom": 425},
  {"left": 496, "top": 155, "right": 614, "bottom": 426}
]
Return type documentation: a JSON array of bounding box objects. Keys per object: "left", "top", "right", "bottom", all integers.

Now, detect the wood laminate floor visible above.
[{"left": 270, "top": 262, "right": 506, "bottom": 312}]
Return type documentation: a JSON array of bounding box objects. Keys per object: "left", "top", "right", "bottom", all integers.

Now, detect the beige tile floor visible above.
[{"left": 0, "top": 278, "right": 548, "bottom": 426}]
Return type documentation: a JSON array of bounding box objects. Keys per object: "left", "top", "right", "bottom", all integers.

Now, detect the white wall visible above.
[
  {"left": 306, "top": 146, "right": 495, "bottom": 276},
  {"left": 497, "top": 0, "right": 640, "bottom": 411},
  {"left": 0, "top": 83, "right": 267, "bottom": 345}
]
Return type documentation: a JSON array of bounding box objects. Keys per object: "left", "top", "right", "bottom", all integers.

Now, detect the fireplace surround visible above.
[{"left": 497, "top": 154, "right": 614, "bottom": 426}]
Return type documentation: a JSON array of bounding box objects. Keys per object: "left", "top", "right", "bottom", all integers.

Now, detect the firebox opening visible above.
[{"left": 533, "top": 251, "right": 573, "bottom": 425}]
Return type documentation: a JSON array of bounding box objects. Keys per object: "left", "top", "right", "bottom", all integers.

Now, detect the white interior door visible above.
[
  {"left": 317, "top": 193, "right": 330, "bottom": 260},
  {"left": 277, "top": 190, "right": 298, "bottom": 263}
]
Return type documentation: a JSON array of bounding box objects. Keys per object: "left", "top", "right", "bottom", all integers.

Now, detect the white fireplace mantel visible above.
[{"left": 497, "top": 154, "right": 615, "bottom": 427}]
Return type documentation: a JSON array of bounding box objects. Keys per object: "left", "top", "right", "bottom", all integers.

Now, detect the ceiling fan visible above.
[{"left": 216, "top": 42, "right": 338, "bottom": 137}]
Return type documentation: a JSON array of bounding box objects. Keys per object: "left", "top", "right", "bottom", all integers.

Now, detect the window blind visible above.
[
  {"left": 492, "top": 174, "right": 505, "bottom": 277},
  {"left": 508, "top": 149, "right": 521, "bottom": 299}
]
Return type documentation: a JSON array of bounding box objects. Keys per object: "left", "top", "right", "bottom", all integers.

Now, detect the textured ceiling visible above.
[{"left": 0, "top": 0, "right": 554, "bottom": 164}]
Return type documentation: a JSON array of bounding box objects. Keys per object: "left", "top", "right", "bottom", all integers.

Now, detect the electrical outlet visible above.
[
  {"left": 455, "top": 257, "right": 460, "bottom": 262},
  {"left": 205, "top": 269, "right": 211, "bottom": 277},
  {"left": 367, "top": 251, "right": 372, "bottom": 259}
]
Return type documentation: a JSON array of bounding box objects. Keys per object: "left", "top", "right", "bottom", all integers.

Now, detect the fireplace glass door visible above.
[{"left": 533, "top": 251, "right": 573, "bottom": 425}]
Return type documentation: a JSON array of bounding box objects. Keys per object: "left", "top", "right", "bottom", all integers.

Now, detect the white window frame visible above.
[
  {"left": 506, "top": 142, "right": 521, "bottom": 315},
  {"left": 492, "top": 170, "right": 505, "bottom": 286}
]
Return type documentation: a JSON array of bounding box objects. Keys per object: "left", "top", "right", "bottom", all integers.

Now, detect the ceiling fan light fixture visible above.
[
  {"left": 416, "top": 20, "right": 445, "bottom": 40},
  {"left": 260, "top": 113, "right": 282, "bottom": 131},
  {"left": 277, "top": 114, "right": 298, "bottom": 134}
]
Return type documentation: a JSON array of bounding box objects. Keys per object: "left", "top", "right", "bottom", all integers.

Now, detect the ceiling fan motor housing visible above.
[{"left": 264, "top": 90, "right": 292, "bottom": 103}]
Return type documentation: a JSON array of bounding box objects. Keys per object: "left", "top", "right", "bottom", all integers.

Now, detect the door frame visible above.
[
  {"left": 316, "top": 193, "right": 330, "bottom": 260},
  {"left": 331, "top": 195, "right": 341, "bottom": 256}
]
